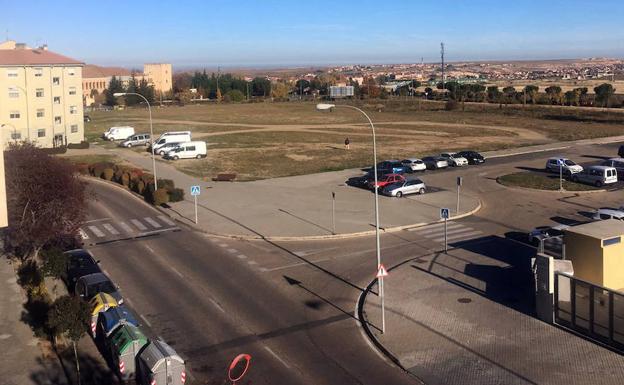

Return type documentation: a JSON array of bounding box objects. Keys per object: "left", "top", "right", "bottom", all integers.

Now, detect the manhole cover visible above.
[{"left": 457, "top": 297, "right": 472, "bottom": 303}]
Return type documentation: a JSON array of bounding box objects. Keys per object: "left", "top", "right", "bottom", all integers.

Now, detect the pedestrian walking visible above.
[{"left": 344, "top": 137, "right": 350, "bottom": 150}]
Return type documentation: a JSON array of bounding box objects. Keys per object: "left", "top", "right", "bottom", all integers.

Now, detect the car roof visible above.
[
  {"left": 78, "top": 273, "right": 112, "bottom": 284},
  {"left": 402, "top": 158, "right": 420, "bottom": 162},
  {"left": 607, "top": 157, "right": 624, "bottom": 162},
  {"left": 597, "top": 208, "right": 624, "bottom": 217},
  {"left": 587, "top": 165, "right": 613, "bottom": 171}
]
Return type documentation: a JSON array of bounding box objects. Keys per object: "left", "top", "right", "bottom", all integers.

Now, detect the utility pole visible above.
[{"left": 440, "top": 42, "right": 445, "bottom": 91}]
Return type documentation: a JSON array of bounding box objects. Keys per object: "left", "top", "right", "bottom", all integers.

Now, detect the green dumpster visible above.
[{"left": 109, "top": 324, "right": 149, "bottom": 381}]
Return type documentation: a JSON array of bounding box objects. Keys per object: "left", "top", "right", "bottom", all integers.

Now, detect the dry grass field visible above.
[{"left": 85, "top": 101, "right": 624, "bottom": 180}]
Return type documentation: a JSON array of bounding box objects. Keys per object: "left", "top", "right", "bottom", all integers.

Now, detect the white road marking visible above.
[
  {"left": 422, "top": 227, "right": 476, "bottom": 238},
  {"left": 79, "top": 228, "right": 89, "bottom": 239},
  {"left": 88, "top": 225, "right": 105, "bottom": 238},
  {"left": 432, "top": 230, "right": 483, "bottom": 243},
  {"left": 119, "top": 221, "right": 134, "bottom": 234},
  {"left": 144, "top": 217, "right": 162, "bottom": 228},
  {"left": 103, "top": 223, "right": 120, "bottom": 235},
  {"left": 226, "top": 248, "right": 238, "bottom": 254},
  {"left": 170, "top": 266, "right": 184, "bottom": 278},
  {"left": 264, "top": 346, "right": 291, "bottom": 368},
  {"left": 140, "top": 314, "right": 152, "bottom": 327},
  {"left": 131, "top": 219, "right": 148, "bottom": 231},
  {"left": 0, "top": 334, "right": 11, "bottom": 340},
  {"left": 157, "top": 215, "right": 176, "bottom": 226},
  {"left": 236, "top": 254, "right": 247, "bottom": 259},
  {"left": 411, "top": 223, "right": 464, "bottom": 234},
  {"left": 247, "top": 260, "right": 258, "bottom": 265},
  {"left": 83, "top": 218, "right": 111, "bottom": 224},
  {"left": 145, "top": 245, "right": 156, "bottom": 254},
  {"left": 217, "top": 243, "right": 229, "bottom": 248},
  {"left": 209, "top": 298, "right": 225, "bottom": 313}
]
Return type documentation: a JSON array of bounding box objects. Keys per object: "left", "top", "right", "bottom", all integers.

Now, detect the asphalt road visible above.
[{"left": 84, "top": 179, "right": 416, "bottom": 385}]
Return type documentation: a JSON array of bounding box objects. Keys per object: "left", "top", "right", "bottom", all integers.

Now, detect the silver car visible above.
[
  {"left": 382, "top": 178, "right": 426, "bottom": 197},
  {"left": 440, "top": 152, "right": 468, "bottom": 167},
  {"left": 120, "top": 133, "right": 151, "bottom": 148},
  {"left": 422, "top": 156, "right": 449, "bottom": 170}
]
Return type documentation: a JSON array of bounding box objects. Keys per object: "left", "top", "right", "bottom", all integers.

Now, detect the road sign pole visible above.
[
  {"left": 444, "top": 217, "right": 448, "bottom": 253},
  {"left": 380, "top": 276, "right": 386, "bottom": 334},
  {"left": 190, "top": 185, "right": 201, "bottom": 224},
  {"left": 194, "top": 195, "right": 198, "bottom": 224},
  {"left": 559, "top": 163, "right": 563, "bottom": 192},
  {"left": 456, "top": 184, "right": 460, "bottom": 214},
  {"left": 331, "top": 192, "right": 336, "bottom": 235}
]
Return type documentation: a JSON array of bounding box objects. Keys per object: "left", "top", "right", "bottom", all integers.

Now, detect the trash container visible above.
[
  {"left": 89, "top": 292, "right": 118, "bottom": 337},
  {"left": 109, "top": 324, "right": 148, "bottom": 381},
  {"left": 137, "top": 339, "right": 186, "bottom": 385},
  {"left": 96, "top": 305, "right": 139, "bottom": 343}
]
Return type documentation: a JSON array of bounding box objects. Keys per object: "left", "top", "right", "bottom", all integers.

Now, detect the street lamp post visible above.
[
  {"left": 316, "top": 103, "right": 385, "bottom": 333},
  {"left": 113, "top": 92, "right": 158, "bottom": 190}
]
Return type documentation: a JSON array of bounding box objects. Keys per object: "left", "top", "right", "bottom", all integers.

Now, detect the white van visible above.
[
  {"left": 163, "top": 141, "right": 207, "bottom": 160},
  {"left": 571, "top": 165, "right": 618, "bottom": 187},
  {"left": 151, "top": 131, "right": 192, "bottom": 154},
  {"left": 103, "top": 126, "right": 135, "bottom": 141}
]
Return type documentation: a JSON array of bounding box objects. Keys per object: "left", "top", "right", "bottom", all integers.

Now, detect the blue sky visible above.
[{"left": 2, "top": 0, "right": 623, "bottom": 68}]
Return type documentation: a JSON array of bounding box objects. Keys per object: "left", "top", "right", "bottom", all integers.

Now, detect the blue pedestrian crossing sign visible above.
[
  {"left": 190, "top": 185, "right": 201, "bottom": 196},
  {"left": 440, "top": 208, "right": 450, "bottom": 219}
]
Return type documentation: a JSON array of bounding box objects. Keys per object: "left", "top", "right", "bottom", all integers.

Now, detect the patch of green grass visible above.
[{"left": 498, "top": 172, "right": 600, "bottom": 191}]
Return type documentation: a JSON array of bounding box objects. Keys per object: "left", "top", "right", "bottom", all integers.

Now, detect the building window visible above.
[
  {"left": 36, "top": 88, "right": 44, "bottom": 97},
  {"left": 37, "top": 129, "right": 46, "bottom": 138},
  {"left": 69, "top": 105, "right": 77, "bottom": 114},
  {"left": 54, "top": 116, "right": 61, "bottom": 124},
  {"left": 36, "top": 109, "right": 45, "bottom": 118},
  {"left": 69, "top": 86, "right": 76, "bottom": 95},
  {"left": 9, "top": 111, "right": 20, "bottom": 119},
  {"left": 54, "top": 96, "right": 61, "bottom": 104},
  {"left": 70, "top": 124, "right": 78, "bottom": 133},
  {"left": 11, "top": 131, "right": 21, "bottom": 140},
  {"left": 68, "top": 69, "right": 75, "bottom": 76},
  {"left": 34, "top": 68, "right": 43, "bottom": 77},
  {"left": 53, "top": 77, "right": 60, "bottom": 85},
  {"left": 7, "top": 70, "right": 18, "bottom": 78},
  {"left": 603, "top": 237, "right": 621, "bottom": 247},
  {"left": 8, "top": 87, "right": 19, "bottom": 98}
]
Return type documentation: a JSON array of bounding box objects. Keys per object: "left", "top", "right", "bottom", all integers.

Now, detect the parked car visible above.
[
  {"left": 63, "top": 249, "right": 101, "bottom": 289},
  {"left": 75, "top": 273, "right": 123, "bottom": 304},
  {"left": 545, "top": 157, "right": 583, "bottom": 175},
  {"left": 368, "top": 173, "right": 405, "bottom": 190},
  {"left": 401, "top": 158, "right": 426, "bottom": 172},
  {"left": 618, "top": 145, "right": 624, "bottom": 158},
  {"left": 150, "top": 131, "right": 192, "bottom": 153},
  {"left": 592, "top": 208, "right": 624, "bottom": 221},
  {"left": 348, "top": 173, "right": 375, "bottom": 188},
  {"left": 528, "top": 224, "right": 569, "bottom": 245},
  {"left": 163, "top": 141, "right": 207, "bottom": 160},
  {"left": 84, "top": 115, "right": 91, "bottom": 123},
  {"left": 103, "top": 126, "right": 135, "bottom": 141},
  {"left": 440, "top": 153, "right": 468, "bottom": 167},
  {"left": 376, "top": 160, "right": 409, "bottom": 174},
  {"left": 456, "top": 150, "right": 485, "bottom": 165},
  {"left": 600, "top": 158, "right": 624, "bottom": 177},
  {"left": 422, "top": 156, "right": 449, "bottom": 170},
  {"left": 382, "top": 178, "right": 426, "bottom": 197},
  {"left": 570, "top": 165, "right": 617, "bottom": 187},
  {"left": 154, "top": 142, "right": 182, "bottom": 156},
  {"left": 120, "top": 133, "right": 151, "bottom": 148}
]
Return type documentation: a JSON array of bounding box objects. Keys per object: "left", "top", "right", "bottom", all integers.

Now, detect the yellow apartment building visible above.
[{"left": 0, "top": 41, "right": 85, "bottom": 148}]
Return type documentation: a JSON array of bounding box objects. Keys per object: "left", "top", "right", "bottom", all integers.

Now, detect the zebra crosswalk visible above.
[
  {"left": 407, "top": 221, "right": 484, "bottom": 244},
  {"left": 80, "top": 215, "right": 178, "bottom": 244}
]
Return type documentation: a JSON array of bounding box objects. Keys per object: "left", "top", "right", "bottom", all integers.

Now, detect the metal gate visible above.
[{"left": 554, "top": 272, "right": 624, "bottom": 351}]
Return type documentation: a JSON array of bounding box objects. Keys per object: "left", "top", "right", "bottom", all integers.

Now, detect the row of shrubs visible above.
[
  {"left": 77, "top": 161, "right": 185, "bottom": 205},
  {"left": 40, "top": 141, "right": 90, "bottom": 155}
]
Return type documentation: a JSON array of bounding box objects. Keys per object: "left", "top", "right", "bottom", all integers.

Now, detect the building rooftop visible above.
[
  {"left": 565, "top": 219, "right": 624, "bottom": 240},
  {"left": 83, "top": 64, "right": 131, "bottom": 78},
  {"left": 0, "top": 48, "right": 83, "bottom": 66}
]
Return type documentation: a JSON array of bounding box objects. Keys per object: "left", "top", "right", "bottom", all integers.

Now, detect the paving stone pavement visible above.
[{"left": 363, "top": 252, "right": 624, "bottom": 385}]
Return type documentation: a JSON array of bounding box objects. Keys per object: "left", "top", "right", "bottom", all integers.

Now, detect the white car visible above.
[
  {"left": 401, "top": 158, "right": 426, "bottom": 172},
  {"left": 440, "top": 153, "right": 468, "bottom": 167},
  {"left": 592, "top": 208, "right": 624, "bottom": 221},
  {"left": 545, "top": 157, "right": 583, "bottom": 175},
  {"left": 382, "top": 178, "right": 426, "bottom": 198}
]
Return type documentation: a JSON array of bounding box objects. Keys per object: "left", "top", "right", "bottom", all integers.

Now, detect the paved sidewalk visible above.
[
  {"left": 362, "top": 249, "right": 624, "bottom": 385},
  {"left": 83, "top": 144, "right": 480, "bottom": 239},
  {"left": 0, "top": 257, "right": 66, "bottom": 385}
]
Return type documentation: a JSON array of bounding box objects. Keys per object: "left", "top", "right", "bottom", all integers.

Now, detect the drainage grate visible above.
[{"left": 457, "top": 297, "right": 472, "bottom": 303}]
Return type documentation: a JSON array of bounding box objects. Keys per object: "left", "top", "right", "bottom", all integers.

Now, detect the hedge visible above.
[
  {"left": 84, "top": 161, "right": 184, "bottom": 206},
  {"left": 67, "top": 141, "right": 90, "bottom": 149},
  {"left": 41, "top": 146, "right": 67, "bottom": 155}
]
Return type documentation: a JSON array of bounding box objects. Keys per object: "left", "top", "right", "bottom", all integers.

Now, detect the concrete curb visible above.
[{"left": 495, "top": 177, "right": 608, "bottom": 195}]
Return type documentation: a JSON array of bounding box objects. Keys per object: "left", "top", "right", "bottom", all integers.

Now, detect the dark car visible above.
[
  {"left": 75, "top": 273, "right": 123, "bottom": 304},
  {"left": 619, "top": 145, "right": 624, "bottom": 158},
  {"left": 63, "top": 249, "right": 101, "bottom": 289},
  {"left": 84, "top": 115, "right": 91, "bottom": 122},
  {"left": 457, "top": 150, "right": 485, "bottom": 165},
  {"left": 376, "top": 160, "right": 409, "bottom": 174},
  {"left": 348, "top": 173, "right": 375, "bottom": 188}
]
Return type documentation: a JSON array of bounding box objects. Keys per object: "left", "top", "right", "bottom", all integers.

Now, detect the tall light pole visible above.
[
  {"left": 316, "top": 103, "right": 385, "bottom": 333},
  {"left": 113, "top": 92, "right": 158, "bottom": 190}
]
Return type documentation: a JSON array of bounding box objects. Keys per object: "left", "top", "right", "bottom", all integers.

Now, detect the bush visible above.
[
  {"left": 225, "top": 89, "right": 245, "bottom": 102},
  {"left": 153, "top": 188, "right": 169, "bottom": 206},
  {"left": 90, "top": 162, "right": 114, "bottom": 178},
  {"left": 135, "top": 180, "right": 146, "bottom": 195},
  {"left": 67, "top": 141, "right": 89, "bottom": 149},
  {"left": 102, "top": 168, "right": 114, "bottom": 181},
  {"left": 157, "top": 178, "right": 175, "bottom": 190},
  {"left": 121, "top": 172, "right": 130, "bottom": 187},
  {"left": 41, "top": 146, "right": 67, "bottom": 155},
  {"left": 169, "top": 187, "right": 185, "bottom": 202},
  {"left": 445, "top": 99, "right": 460, "bottom": 111},
  {"left": 41, "top": 247, "right": 68, "bottom": 280},
  {"left": 75, "top": 163, "right": 89, "bottom": 175}
]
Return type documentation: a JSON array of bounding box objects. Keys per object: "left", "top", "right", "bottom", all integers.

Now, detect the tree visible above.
[
  {"left": 574, "top": 87, "right": 589, "bottom": 106},
  {"left": 502, "top": 86, "right": 516, "bottom": 104},
  {"left": 251, "top": 77, "right": 271, "bottom": 97},
  {"left": 124, "top": 75, "right": 140, "bottom": 106},
  {"left": 225, "top": 89, "right": 245, "bottom": 102},
  {"left": 564, "top": 90, "right": 580, "bottom": 106},
  {"left": 105, "top": 76, "right": 124, "bottom": 106},
  {"left": 594, "top": 83, "right": 616, "bottom": 107},
  {"left": 271, "top": 82, "right": 291, "bottom": 99},
  {"left": 47, "top": 295, "right": 90, "bottom": 385},
  {"left": 424, "top": 87, "right": 433, "bottom": 99},
  {"left": 487, "top": 86, "right": 501, "bottom": 103},
  {"left": 137, "top": 78, "right": 155, "bottom": 104},
  {"left": 295, "top": 79, "right": 310, "bottom": 95},
  {"left": 544, "top": 85, "right": 563, "bottom": 105},
  {"left": 4, "top": 143, "right": 87, "bottom": 260},
  {"left": 523, "top": 85, "right": 539, "bottom": 104}
]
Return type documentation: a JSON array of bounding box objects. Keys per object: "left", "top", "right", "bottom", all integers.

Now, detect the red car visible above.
[{"left": 368, "top": 173, "right": 405, "bottom": 190}]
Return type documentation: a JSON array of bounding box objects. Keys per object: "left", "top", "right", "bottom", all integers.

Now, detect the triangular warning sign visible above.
[{"left": 376, "top": 264, "right": 388, "bottom": 278}]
